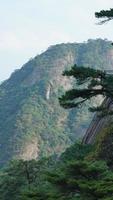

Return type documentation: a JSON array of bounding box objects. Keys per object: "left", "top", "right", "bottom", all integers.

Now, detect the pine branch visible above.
[
  {"left": 96, "top": 18, "right": 113, "bottom": 25},
  {"left": 59, "top": 88, "right": 108, "bottom": 109},
  {"left": 95, "top": 9, "right": 113, "bottom": 18},
  {"left": 95, "top": 9, "right": 113, "bottom": 24},
  {"left": 60, "top": 64, "right": 113, "bottom": 115},
  {"left": 60, "top": 89, "right": 107, "bottom": 101},
  {"left": 59, "top": 99, "right": 87, "bottom": 109},
  {"left": 63, "top": 65, "right": 105, "bottom": 81}
]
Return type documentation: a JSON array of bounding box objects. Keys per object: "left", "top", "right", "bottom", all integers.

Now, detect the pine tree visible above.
[
  {"left": 95, "top": 8, "right": 113, "bottom": 24},
  {"left": 59, "top": 9, "right": 113, "bottom": 115},
  {"left": 59, "top": 64, "right": 113, "bottom": 116}
]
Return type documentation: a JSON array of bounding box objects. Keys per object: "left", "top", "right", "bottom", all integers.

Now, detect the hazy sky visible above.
[{"left": 0, "top": 0, "right": 113, "bottom": 81}]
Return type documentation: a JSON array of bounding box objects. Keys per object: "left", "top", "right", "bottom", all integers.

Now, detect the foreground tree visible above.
[
  {"left": 59, "top": 9, "right": 113, "bottom": 115},
  {"left": 46, "top": 160, "right": 113, "bottom": 200},
  {"left": 20, "top": 144, "right": 113, "bottom": 200},
  {"left": 59, "top": 65, "right": 113, "bottom": 116},
  {"left": 95, "top": 8, "right": 113, "bottom": 24}
]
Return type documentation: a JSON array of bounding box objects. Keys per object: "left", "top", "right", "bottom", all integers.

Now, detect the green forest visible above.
[{"left": 1, "top": 131, "right": 113, "bottom": 200}]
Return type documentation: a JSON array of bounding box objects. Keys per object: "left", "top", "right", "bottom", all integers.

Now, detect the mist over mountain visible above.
[{"left": 0, "top": 38, "right": 113, "bottom": 166}]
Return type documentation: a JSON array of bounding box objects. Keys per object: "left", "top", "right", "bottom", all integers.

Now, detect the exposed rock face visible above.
[
  {"left": 46, "top": 82, "right": 52, "bottom": 100},
  {"left": 18, "top": 138, "right": 39, "bottom": 160},
  {"left": 82, "top": 98, "right": 113, "bottom": 144}
]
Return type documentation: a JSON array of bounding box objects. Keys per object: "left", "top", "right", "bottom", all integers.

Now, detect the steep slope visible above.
[
  {"left": 0, "top": 39, "right": 113, "bottom": 166},
  {"left": 82, "top": 98, "right": 112, "bottom": 144}
]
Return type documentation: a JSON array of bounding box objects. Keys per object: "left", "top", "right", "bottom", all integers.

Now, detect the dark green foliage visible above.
[
  {"left": 0, "top": 142, "right": 92, "bottom": 200},
  {"left": 0, "top": 140, "right": 113, "bottom": 200},
  {"left": 46, "top": 160, "right": 113, "bottom": 200},
  {"left": 89, "top": 125, "right": 113, "bottom": 167},
  {"left": 63, "top": 64, "right": 104, "bottom": 80},
  {"left": 95, "top": 9, "right": 113, "bottom": 18},
  {"left": 95, "top": 9, "right": 113, "bottom": 24},
  {"left": 0, "top": 160, "right": 40, "bottom": 200},
  {"left": 60, "top": 142, "right": 93, "bottom": 162},
  {"left": 59, "top": 64, "right": 113, "bottom": 116}
]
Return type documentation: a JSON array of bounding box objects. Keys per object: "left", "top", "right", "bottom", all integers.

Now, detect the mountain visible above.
[{"left": 0, "top": 38, "right": 113, "bottom": 166}]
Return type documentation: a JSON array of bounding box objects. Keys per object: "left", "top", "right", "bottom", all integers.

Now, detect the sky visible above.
[{"left": 0, "top": 0, "right": 113, "bottom": 82}]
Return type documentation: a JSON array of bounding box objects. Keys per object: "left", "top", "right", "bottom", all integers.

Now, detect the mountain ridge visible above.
[{"left": 0, "top": 38, "right": 113, "bottom": 166}]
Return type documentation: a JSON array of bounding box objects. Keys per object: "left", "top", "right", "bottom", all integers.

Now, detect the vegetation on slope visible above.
[
  {"left": 1, "top": 139, "right": 113, "bottom": 200},
  {"left": 0, "top": 39, "right": 113, "bottom": 166}
]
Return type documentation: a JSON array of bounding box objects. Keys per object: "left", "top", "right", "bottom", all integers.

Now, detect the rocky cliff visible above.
[{"left": 0, "top": 39, "right": 113, "bottom": 166}]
